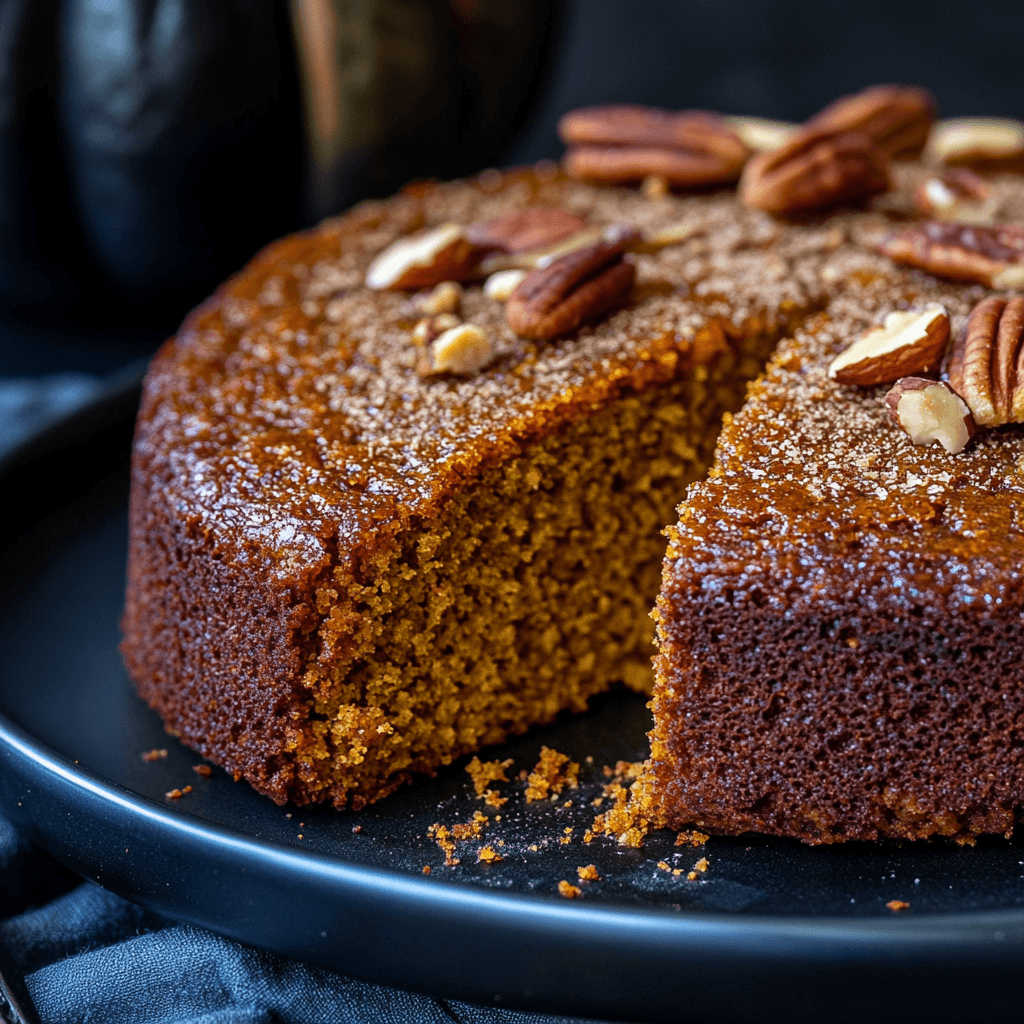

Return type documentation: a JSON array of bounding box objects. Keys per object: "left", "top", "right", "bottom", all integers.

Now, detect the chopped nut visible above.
[
  {"left": 925, "top": 117, "right": 1024, "bottom": 173},
  {"left": 365, "top": 223, "right": 482, "bottom": 290},
  {"left": 947, "top": 296, "right": 1024, "bottom": 425},
  {"left": 418, "top": 324, "right": 493, "bottom": 377},
  {"left": 914, "top": 169, "right": 997, "bottom": 225},
  {"left": 416, "top": 280, "right": 462, "bottom": 316},
  {"left": 412, "top": 313, "right": 461, "bottom": 347},
  {"left": 641, "top": 174, "right": 670, "bottom": 198},
  {"left": 885, "top": 377, "right": 975, "bottom": 454},
  {"left": 804, "top": 84, "right": 935, "bottom": 159},
  {"left": 726, "top": 115, "right": 800, "bottom": 152},
  {"left": 484, "top": 269, "right": 527, "bottom": 301},
  {"left": 828, "top": 305, "right": 949, "bottom": 386}
]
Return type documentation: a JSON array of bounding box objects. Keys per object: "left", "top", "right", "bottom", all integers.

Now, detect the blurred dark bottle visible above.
[{"left": 0, "top": 0, "right": 560, "bottom": 340}]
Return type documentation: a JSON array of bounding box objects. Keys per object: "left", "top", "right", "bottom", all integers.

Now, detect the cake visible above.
[{"left": 123, "top": 88, "right": 1024, "bottom": 841}]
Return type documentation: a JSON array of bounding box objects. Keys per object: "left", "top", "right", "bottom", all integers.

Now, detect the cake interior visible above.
[{"left": 290, "top": 331, "right": 778, "bottom": 808}]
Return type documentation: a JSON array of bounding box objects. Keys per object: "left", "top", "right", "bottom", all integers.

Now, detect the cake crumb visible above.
[
  {"left": 482, "top": 789, "right": 507, "bottom": 808},
  {"left": 674, "top": 830, "right": 710, "bottom": 847},
  {"left": 142, "top": 749, "right": 168, "bottom": 762},
  {"left": 577, "top": 864, "right": 600, "bottom": 881},
  {"left": 192, "top": 764, "right": 212, "bottom": 777},
  {"left": 657, "top": 860, "right": 671, "bottom": 871},
  {"left": 352, "top": 825, "right": 362, "bottom": 833},
  {"left": 465, "top": 756, "right": 514, "bottom": 796},
  {"left": 886, "top": 899, "right": 911, "bottom": 912},
  {"left": 558, "top": 880, "right": 582, "bottom": 899},
  {"left": 583, "top": 829, "right": 594, "bottom": 844},
  {"left": 525, "top": 747, "right": 580, "bottom": 801},
  {"left": 686, "top": 857, "right": 710, "bottom": 881},
  {"left": 165, "top": 785, "right": 193, "bottom": 800},
  {"left": 478, "top": 845, "right": 502, "bottom": 863},
  {"left": 591, "top": 776, "right": 650, "bottom": 848},
  {"left": 429, "top": 811, "right": 488, "bottom": 866},
  {"left": 422, "top": 865, "right": 431, "bottom": 875}
]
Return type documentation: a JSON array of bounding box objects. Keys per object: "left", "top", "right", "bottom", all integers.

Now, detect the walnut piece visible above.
[
  {"left": 828, "top": 305, "right": 949, "bottom": 386},
  {"left": 418, "top": 324, "right": 494, "bottom": 377},
  {"left": 885, "top": 377, "right": 975, "bottom": 454}
]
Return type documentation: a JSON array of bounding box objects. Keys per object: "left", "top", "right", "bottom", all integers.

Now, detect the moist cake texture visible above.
[
  {"left": 121, "top": 169, "right": 813, "bottom": 808},
  {"left": 640, "top": 171, "right": 1024, "bottom": 844}
]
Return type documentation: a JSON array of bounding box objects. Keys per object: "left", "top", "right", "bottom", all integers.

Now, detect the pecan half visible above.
[
  {"left": 464, "top": 208, "right": 586, "bottom": 254},
  {"left": 505, "top": 226, "right": 637, "bottom": 341},
  {"left": 913, "top": 168, "right": 997, "bottom": 225},
  {"left": 925, "top": 117, "right": 1024, "bottom": 173},
  {"left": 946, "top": 296, "right": 1024, "bottom": 426},
  {"left": 805, "top": 84, "right": 935, "bottom": 159},
  {"left": 559, "top": 104, "right": 749, "bottom": 187},
  {"left": 739, "top": 128, "right": 890, "bottom": 215},
  {"left": 878, "top": 222, "right": 1024, "bottom": 289},
  {"left": 885, "top": 377, "right": 975, "bottom": 454}
]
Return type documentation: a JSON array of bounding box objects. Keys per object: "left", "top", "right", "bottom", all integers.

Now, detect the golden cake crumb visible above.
[
  {"left": 422, "top": 865, "right": 431, "bottom": 875},
  {"left": 192, "top": 764, "right": 212, "bottom": 777},
  {"left": 558, "top": 880, "right": 582, "bottom": 899},
  {"left": 657, "top": 861, "right": 671, "bottom": 871},
  {"left": 675, "top": 830, "right": 710, "bottom": 847},
  {"left": 477, "top": 845, "right": 502, "bottom": 863},
  {"left": 577, "top": 864, "right": 600, "bottom": 881},
  {"left": 465, "top": 756, "right": 514, "bottom": 796},
  {"left": 142, "top": 749, "right": 167, "bottom": 762},
  {"left": 525, "top": 747, "right": 580, "bottom": 802},
  {"left": 886, "top": 900, "right": 911, "bottom": 912}
]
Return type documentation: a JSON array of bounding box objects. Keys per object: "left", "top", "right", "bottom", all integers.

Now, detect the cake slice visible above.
[
  {"left": 121, "top": 169, "right": 822, "bottom": 808},
  {"left": 641, "top": 253, "right": 1024, "bottom": 844}
]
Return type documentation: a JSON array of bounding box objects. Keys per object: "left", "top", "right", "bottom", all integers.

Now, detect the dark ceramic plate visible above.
[{"left": 2, "top": 381, "right": 1024, "bottom": 1024}]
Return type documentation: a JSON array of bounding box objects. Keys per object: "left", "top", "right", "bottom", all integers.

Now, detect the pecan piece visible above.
[
  {"left": 505, "top": 226, "right": 637, "bottom": 341},
  {"left": 805, "top": 84, "right": 935, "bottom": 159},
  {"left": 925, "top": 117, "right": 1024, "bottom": 173},
  {"left": 464, "top": 208, "right": 586, "bottom": 254},
  {"left": 739, "top": 128, "right": 890, "bottom": 215},
  {"left": 914, "top": 168, "right": 997, "bottom": 225},
  {"left": 946, "top": 296, "right": 1024, "bottom": 426},
  {"left": 366, "top": 223, "right": 484, "bottom": 290},
  {"left": 885, "top": 377, "right": 975, "bottom": 454},
  {"left": 828, "top": 305, "right": 949, "bottom": 386},
  {"left": 726, "top": 115, "right": 800, "bottom": 153},
  {"left": 878, "top": 222, "right": 1024, "bottom": 289},
  {"left": 559, "top": 104, "right": 749, "bottom": 187}
]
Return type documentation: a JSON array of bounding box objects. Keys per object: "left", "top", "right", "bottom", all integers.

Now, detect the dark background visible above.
[{"left": 4, "top": 0, "right": 1024, "bottom": 377}]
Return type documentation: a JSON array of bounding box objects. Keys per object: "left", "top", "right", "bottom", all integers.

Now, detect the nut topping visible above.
[
  {"left": 418, "top": 323, "right": 494, "bottom": 377},
  {"left": 725, "top": 115, "right": 800, "bottom": 153},
  {"left": 739, "top": 128, "right": 890, "bottom": 215},
  {"left": 559, "top": 104, "right": 750, "bottom": 187},
  {"left": 505, "top": 226, "right": 637, "bottom": 341},
  {"left": 914, "top": 169, "right": 997, "bottom": 225},
  {"left": 804, "top": 84, "right": 935, "bottom": 159},
  {"left": 947, "top": 296, "right": 1024, "bottom": 426},
  {"left": 878, "top": 222, "right": 1024, "bottom": 288},
  {"left": 925, "top": 117, "right": 1024, "bottom": 173},
  {"left": 828, "top": 305, "right": 949, "bottom": 386},
  {"left": 885, "top": 377, "right": 975, "bottom": 454},
  {"left": 464, "top": 208, "right": 586, "bottom": 254},
  {"left": 484, "top": 269, "right": 527, "bottom": 301},
  {"left": 415, "top": 280, "right": 462, "bottom": 316},
  {"left": 366, "top": 223, "right": 482, "bottom": 290}
]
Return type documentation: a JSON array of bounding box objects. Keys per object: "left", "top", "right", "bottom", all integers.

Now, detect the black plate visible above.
[{"left": 3, "top": 382, "right": 1024, "bottom": 1024}]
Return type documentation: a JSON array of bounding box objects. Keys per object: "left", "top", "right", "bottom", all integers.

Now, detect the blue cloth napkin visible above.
[{"left": 0, "top": 380, "right": 621, "bottom": 1023}]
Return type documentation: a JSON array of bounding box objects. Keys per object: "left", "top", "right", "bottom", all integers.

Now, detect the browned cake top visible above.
[
  {"left": 136, "top": 168, "right": 843, "bottom": 580},
  {"left": 666, "top": 217, "right": 1024, "bottom": 613}
]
